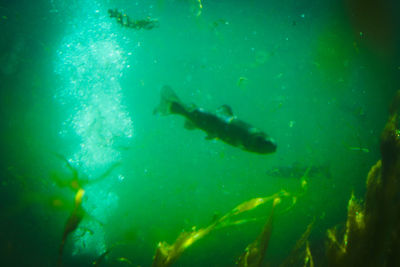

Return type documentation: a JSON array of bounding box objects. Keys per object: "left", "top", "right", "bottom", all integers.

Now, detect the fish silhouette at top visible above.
[{"left": 154, "top": 86, "right": 277, "bottom": 154}]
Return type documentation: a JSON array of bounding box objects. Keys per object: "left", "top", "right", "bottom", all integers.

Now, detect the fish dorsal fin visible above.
[{"left": 216, "top": 104, "right": 234, "bottom": 118}]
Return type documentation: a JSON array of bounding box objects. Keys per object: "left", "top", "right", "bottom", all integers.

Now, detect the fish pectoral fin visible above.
[
  {"left": 216, "top": 104, "right": 234, "bottom": 118},
  {"left": 184, "top": 119, "right": 196, "bottom": 130}
]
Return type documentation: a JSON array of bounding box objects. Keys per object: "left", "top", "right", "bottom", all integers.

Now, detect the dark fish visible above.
[{"left": 154, "top": 86, "right": 277, "bottom": 154}]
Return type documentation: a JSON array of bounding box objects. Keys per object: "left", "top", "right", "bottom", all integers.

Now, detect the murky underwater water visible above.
[{"left": 0, "top": 0, "right": 399, "bottom": 266}]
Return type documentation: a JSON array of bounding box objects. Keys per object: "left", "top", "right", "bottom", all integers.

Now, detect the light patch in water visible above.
[{"left": 54, "top": 0, "right": 133, "bottom": 257}]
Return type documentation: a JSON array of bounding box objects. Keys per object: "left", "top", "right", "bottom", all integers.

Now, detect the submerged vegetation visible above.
[
  {"left": 1, "top": 1, "right": 399, "bottom": 266},
  {"left": 54, "top": 155, "right": 120, "bottom": 267},
  {"left": 50, "top": 91, "right": 400, "bottom": 266},
  {"left": 326, "top": 90, "right": 400, "bottom": 267}
]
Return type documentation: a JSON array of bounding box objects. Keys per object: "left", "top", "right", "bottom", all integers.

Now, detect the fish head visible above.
[{"left": 251, "top": 133, "right": 277, "bottom": 154}]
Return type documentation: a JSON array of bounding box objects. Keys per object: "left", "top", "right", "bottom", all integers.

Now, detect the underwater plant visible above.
[
  {"left": 325, "top": 90, "right": 400, "bottom": 267},
  {"left": 150, "top": 91, "right": 400, "bottom": 267},
  {"left": 235, "top": 197, "right": 279, "bottom": 267},
  {"left": 58, "top": 188, "right": 85, "bottom": 267},
  {"left": 151, "top": 190, "right": 296, "bottom": 267},
  {"left": 51, "top": 92, "right": 400, "bottom": 266},
  {"left": 53, "top": 155, "right": 119, "bottom": 267},
  {"left": 279, "top": 220, "right": 315, "bottom": 267}
]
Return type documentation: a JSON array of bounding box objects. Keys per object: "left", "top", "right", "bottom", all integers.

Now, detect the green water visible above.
[{"left": 0, "top": 0, "right": 399, "bottom": 266}]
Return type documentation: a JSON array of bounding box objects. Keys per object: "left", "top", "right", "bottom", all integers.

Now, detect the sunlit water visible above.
[
  {"left": 0, "top": 0, "right": 399, "bottom": 266},
  {"left": 54, "top": 0, "right": 134, "bottom": 256}
]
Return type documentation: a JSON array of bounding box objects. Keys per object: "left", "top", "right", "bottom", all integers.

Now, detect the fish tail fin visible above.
[{"left": 153, "top": 85, "right": 187, "bottom": 115}]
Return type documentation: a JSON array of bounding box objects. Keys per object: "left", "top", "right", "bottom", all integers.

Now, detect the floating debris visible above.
[
  {"left": 348, "top": 146, "right": 369, "bottom": 153},
  {"left": 108, "top": 9, "right": 159, "bottom": 30},
  {"left": 237, "top": 76, "right": 248, "bottom": 87},
  {"left": 211, "top": 18, "right": 229, "bottom": 29},
  {"left": 189, "top": 0, "right": 203, "bottom": 17}
]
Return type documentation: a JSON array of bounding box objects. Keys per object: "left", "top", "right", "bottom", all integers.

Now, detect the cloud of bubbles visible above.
[{"left": 53, "top": 0, "right": 133, "bottom": 257}]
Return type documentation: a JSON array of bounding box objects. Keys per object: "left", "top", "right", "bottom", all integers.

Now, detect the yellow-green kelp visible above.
[
  {"left": 151, "top": 190, "right": 295, "bottom": 267},
  {"left": 54, "top": 155, "right": 120, "bottom": 267},
  {"left": 326, "top": 90, "right": 400, "bottom": 267}
]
